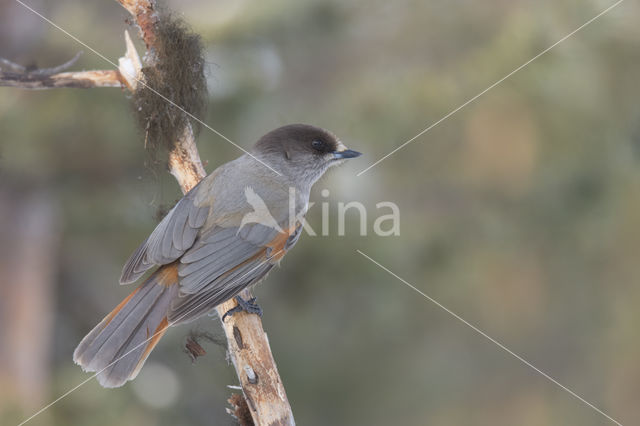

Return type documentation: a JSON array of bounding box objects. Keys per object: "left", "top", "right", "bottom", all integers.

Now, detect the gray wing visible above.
[
  {"left": 168, "top": 221, "right": 303, "bottom": 324},
  {"left": 120, "top": 188, "right": 210, "bottom": 284}
]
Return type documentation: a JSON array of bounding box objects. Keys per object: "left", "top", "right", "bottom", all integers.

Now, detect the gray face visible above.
[{"left": 252, "top": 124, "right": 361, "bottom": 186}]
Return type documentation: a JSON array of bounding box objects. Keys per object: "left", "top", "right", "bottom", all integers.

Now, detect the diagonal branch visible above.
[
  {"left": 0, "top": 53, "right": 124, "bottom": 89},
  {"left": 116, "top": 1, "right": 295, "bottom": 424}
]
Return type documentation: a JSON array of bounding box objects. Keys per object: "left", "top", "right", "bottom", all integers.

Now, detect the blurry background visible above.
[{"left": 1, "top": 0, "right": 639, "bottom": 424}]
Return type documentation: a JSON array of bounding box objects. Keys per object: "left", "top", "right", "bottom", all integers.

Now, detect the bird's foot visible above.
[{"left": 222, "top": 296, "right": 263, "bottom": 322}]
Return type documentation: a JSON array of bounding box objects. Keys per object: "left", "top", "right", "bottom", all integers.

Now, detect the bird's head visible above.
[{"left": 252, "top": 124, "right": 361, "bottom": 185}]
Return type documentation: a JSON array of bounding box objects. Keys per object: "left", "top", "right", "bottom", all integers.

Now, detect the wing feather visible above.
[
  {"left": 119, "top": 184, "right": 211, "bottom": 284},
  {"left": 180, "top": 228, "right": 237, "bottom": 263},
  {"left": 120, "top": 166, "right": 305, "bottom": 325},
  {"left": 178, "top": 236, "right": 268, "bottom": 294},
  {"left": 171, "top": 203, "right": 191, "bottom": 251},
  {"left": 169, "top": 259, "right": 274, "bottom": 323},
  {"left": 189, "top": 204, "right": 209, "bottom": 228},
  {"left": 169, "top": 221, "right": 301, "bottom": 322}
]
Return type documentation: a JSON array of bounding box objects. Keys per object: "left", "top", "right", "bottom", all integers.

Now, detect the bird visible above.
[{"left": 73, "top": 123, "right": 361, "bottom": 388}]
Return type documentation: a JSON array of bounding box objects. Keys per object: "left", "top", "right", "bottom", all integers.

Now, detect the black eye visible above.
[{"left": 311, "top": 139, "right": 328, "bottom": 152}]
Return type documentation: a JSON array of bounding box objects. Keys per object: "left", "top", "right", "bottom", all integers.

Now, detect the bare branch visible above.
[
  {"left": 0, "top": 57, "right": 26, "bottom": 73},
  {"left": 0, "top": 52, "right": 123, "bottom": 89},
  {"left": 116, "top": 0, "right": 158, "bottom": 51},
  {"left": 168, "top": 124, "right": 207, "bottom": 191},
  {"left": 216, "top": 289, "right": 295, "bottom": 425},
  {"left": 28, "top": 51, "right": 83, "bottom": 76},
  {"left": 0, "top": 69, "right": 123, "bottom": 89}
]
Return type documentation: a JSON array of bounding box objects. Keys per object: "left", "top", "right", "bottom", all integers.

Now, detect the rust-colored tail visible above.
[{"left": 73, "top": 265, "right": 179, "bottom": 388}]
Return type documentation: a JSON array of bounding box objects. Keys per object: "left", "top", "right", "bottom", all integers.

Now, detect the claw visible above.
[{"left": 222, "top": 296, "right": 263, "bottom": 321}]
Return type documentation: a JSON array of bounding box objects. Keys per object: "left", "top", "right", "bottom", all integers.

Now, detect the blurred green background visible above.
[{"left": 1, "top": 0, "right": 639, "bottom": 425}]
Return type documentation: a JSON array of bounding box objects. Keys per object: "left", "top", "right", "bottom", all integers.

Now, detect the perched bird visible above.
[{"left": 73, "top": 124, "right": 361, "bottom": 388}]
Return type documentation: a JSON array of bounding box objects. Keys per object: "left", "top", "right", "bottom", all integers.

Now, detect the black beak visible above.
[{"left": 332, "top": 149, "right": 362, "bottom": 159}]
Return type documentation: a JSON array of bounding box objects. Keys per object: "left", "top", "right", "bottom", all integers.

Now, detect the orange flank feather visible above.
[
  {"left": 266, "top": 224, "right": 298, "bottom": 260},
  {"left": 155, "top": 262, "right": 180, "bottom": 286}
]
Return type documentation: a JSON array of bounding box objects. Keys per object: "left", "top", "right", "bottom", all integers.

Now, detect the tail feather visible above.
[
  {"left": 76, "top": 282, "right": 161, "bottom": 371},
  {"left": 73, "top": 264, "right": 179, "bottom": 388},
  {"left": 99, "top": 294, "right": 172, "bottom": 386}
]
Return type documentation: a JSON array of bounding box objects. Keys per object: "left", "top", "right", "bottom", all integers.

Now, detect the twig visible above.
[
  {"left": 0, "top": 57, "right": 26, "bottom": 73},
  {"left": 0, "top": 69, "right": 123, "bottom": 89},
  {"left": 0, "top": 52, "right": 124, "bottom": 89},
  {"left": 28, "top": 51, "right": 83, "bottom": 76}
]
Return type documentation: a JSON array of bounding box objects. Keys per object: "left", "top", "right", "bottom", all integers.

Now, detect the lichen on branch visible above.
[{"left": 132, "top": 11, "right": 207, "bottom": 160}]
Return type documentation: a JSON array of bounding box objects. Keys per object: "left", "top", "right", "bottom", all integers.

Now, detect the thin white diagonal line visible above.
[
  {"left": 13, "top": 0, "right": 282, "bottom": 176},
  {"left": 16, "top": 250, "right": 283, "bottom": 426},
  {"left": 356, "top": 249, "right": 623, "bottom": 426},
  {"left": 357, "top": 0, "right": 624, "bottom": 176}
]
